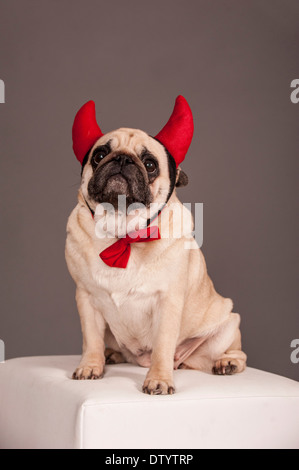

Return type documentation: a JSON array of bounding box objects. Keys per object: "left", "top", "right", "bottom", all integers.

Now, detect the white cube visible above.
[{"left": 0, "top": 356, "right": 298, "bottom": 449}]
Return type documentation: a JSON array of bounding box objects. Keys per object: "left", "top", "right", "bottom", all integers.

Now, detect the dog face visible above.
[{"left": 80, "top": 128, "right": 187, "bottom": 211}]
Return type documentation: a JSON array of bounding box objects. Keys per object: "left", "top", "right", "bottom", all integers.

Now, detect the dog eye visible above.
[
  {"left": 144, "top": 159, "right": 157, "bottom": 173},
  {"left": 92, "top": 151, "right": 107, "bottom": 165}
]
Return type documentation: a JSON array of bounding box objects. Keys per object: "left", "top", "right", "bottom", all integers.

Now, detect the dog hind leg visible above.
[
  {"left": 179, "top": 313, "right": 247, "bottom": 375},
  {"left": 105, "top": 348, "right": 126, "bottom": 364},
  {"left": 104, "top": 326, "right": 128, "bottom": 364},
  {"left": 212, "top": 327, "right": 247, "bottom": 375}
]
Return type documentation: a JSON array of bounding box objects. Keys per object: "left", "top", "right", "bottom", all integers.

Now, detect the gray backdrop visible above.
[{"left": 0, "top": 0, "right": 298, "bottom": 380}]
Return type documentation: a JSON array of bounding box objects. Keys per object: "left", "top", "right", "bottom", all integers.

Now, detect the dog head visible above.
[{"left": 72, "top": 96, "right": 193, "bottom": 213}]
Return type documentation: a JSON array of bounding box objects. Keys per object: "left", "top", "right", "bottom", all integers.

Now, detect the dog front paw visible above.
[
  {"left": 142, "top": 376, "right": 175, "bottom": 395},
  {"left": 72, "top": 354, "right": 105, "bottom": 380}
]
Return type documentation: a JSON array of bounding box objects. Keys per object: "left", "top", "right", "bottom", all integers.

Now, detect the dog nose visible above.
[{"left": 114, "top": 154, "right": 134, "bottom": 166}]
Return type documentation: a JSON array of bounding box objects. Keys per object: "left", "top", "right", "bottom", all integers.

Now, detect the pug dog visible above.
[{"left": 65, "top": 96, "right": 247, "bottom": 395}]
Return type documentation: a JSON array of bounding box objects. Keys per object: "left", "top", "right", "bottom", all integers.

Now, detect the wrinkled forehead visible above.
[{"left": 91, "top": 128, "right": 166, "bottom": 157}]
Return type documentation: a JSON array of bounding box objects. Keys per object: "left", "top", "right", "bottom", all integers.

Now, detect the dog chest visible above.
[
  {"left": 90, "top": 272, "right": 161, "bottom": 354},
  {"left": 105, "top": 290, "right": 159, "bottom": 354}
]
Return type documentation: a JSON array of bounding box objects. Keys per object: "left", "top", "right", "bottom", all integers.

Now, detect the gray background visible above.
[{"left": 0, "top": 0, "right": 298, "bottom": 380}]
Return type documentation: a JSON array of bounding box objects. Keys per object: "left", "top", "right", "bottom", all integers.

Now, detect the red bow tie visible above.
[{"left": 99, "top": 225, "right": 161, "bottom": 269}]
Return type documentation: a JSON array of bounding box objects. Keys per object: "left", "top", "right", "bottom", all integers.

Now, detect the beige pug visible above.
[{"left": 66, "top": 97, "right": 247, "bottom": 394}]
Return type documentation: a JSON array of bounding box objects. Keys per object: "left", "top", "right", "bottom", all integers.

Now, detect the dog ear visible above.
[{"left": 175, "top": 167, "right": 188, "bottom": 187}]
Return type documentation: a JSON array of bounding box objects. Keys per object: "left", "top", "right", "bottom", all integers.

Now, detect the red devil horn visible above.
[
  {"left": 72, "top": 101, "right": 104, "bottom": 164},
  {"left": 155, "top": 95, "right": 194, "bottom": 167}
]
